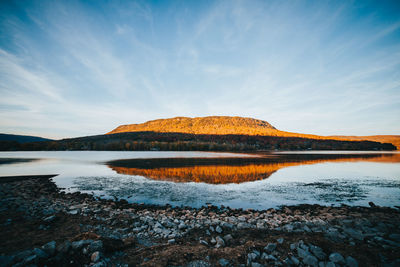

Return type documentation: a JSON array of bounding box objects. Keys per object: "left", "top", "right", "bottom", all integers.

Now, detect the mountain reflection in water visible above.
[{"left": 107, "top": 153, "right": 400, "bottom": 184}]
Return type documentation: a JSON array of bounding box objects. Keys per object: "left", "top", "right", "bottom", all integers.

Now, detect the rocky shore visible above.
[{"left": 0, "top": 176, "right": 399, "bottom": 267}]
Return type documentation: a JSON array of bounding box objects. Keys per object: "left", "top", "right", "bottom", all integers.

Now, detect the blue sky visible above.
[{"left": 1, "top": 0, "right": 399, "bottom": 139}]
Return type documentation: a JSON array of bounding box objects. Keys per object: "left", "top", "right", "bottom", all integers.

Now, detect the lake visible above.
[{"left": 0, "top": 151, "right": 399, "bottom": 210}]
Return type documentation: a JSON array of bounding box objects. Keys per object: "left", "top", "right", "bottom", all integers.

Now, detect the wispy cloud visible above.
[{"left": 0, "top": 0, "right": 399, "bottom": 138}]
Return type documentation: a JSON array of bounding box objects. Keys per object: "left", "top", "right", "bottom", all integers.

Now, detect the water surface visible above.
[{"left": 0, "top": 151, "right": 399, "bottom": 209}]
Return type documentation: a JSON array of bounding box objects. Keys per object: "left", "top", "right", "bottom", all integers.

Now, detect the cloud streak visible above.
[{"left": 0, "top": 0, "right": 399, "bottom": 138}]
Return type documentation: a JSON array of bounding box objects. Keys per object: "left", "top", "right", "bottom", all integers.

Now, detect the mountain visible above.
[
  {"left": 108, "top": 116, "right": 278, "bottom": 136},
  {"left": 0, "top": 133, "right": 53, "bottom": 143},
  {"left": 107, "top": 116, "right": 399, "bottom": 149}
]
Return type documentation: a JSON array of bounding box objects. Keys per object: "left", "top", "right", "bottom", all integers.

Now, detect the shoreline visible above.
[{"left": 0, "top": 176, "right": 399, "bottom": 266}]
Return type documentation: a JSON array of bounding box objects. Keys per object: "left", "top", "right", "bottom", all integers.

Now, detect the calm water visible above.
[{"left": 0, "top": 151, "right": 399, "bottom": 210}]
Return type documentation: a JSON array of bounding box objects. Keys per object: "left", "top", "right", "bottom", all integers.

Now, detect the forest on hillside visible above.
[{"left": 0, "top": 131, "right": 396, "bottom": 151}]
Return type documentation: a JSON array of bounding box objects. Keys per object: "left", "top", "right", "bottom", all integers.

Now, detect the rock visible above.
[
  {"left": 42, "top": 241, "right": 56, "bottom": 256},
  {"left": 345, "top": 256, "right": 358, "bottom": 267},
  {"left": 186, "top": 260, "right": 212, "bottom": 267},
  {"left": 368, "top": 201, "right": 376, "bottom": 207},
  {"left": 88, "top": 240, "right": 103, "bottom": 253},
  {"left": 91, "top": 251, "right": 101, "bottom": 262},
  {"left": 91, "top": 260, "right": 107, "bottom": 267},
  {"left": 215, "top": 236, "right": 225, "bottom": 248},
  {"left": 310, "top": 245, "right": 326, "bottom": 260},
  {"left": 291, "top": 256, "right": 300, "bottom": 265},
  {"left": 33, "top": 248, "right": 48, "bottom": 259},
  {"left": 168, "top": 239, "right": 176, "bottom": 244},
  {"left": 199, "top": 239, "right": 208, "bottom": 246},
  {"left": 329, "top": 253, "right": 344, "bottom": 264},
  {"left": 218, "top": 258, "right": 230, "bottom": 266},
  {"left": 325, "top": 262, "right": 336, "bottom": 267},
  {"left": 389, "top": 233, "right": 400, "bottom": 242},
  {"left": 178, "top": 222, "right": 187, "bottom": 230},
  {"left": 264, "top": 243, "right": 277, "bottom": 253},
  {"left": 0, "top": 255, "right": 14, "bottom": 266},
  {"left": 277, "top": 238, "right": 284, "bottom": 244},
  {"left": 343, "top": 228, "right": 364, "bottom": 241},
  {"left": 23, "top": 254, "right": 37, "bottom": 265},
  {"left": 57, "top": 240, "right": 71, "bottom": 254},
  {"left": 297, "top": 247, "right": 309, "bottom": 259},
  {"left": 223, "top": 234, "right": 233, "bottom": 243},
  {"left": 43, "top": 215, "right": 56, "bottom": 223},
  {"left": 290, "top": 243, "right": 296, "bottom": 250},
  {"left": 216, "top": 225, "right": 223, "bottom": 233},
  {"left": 248, "top": 252, "right": 258, "bottom": 262},
  {"left": 251, "top": 262, "right": 263, "bottom": 267},
  {"left": 303, "top": 255, "right": 318, "bottom": 267},
  {"left": 68, "top": 209, "right": 79, "bottom": 215},
  {"left": 71, "top": 239, "right": 92, "bottom": 250}
]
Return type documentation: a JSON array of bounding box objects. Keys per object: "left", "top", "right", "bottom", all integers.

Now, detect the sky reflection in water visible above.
[{"left": 0, "top": 151, "right": 399, "bottom": 209}]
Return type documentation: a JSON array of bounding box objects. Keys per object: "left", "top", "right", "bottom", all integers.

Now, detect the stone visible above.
[
  {"left": 186, "top": 260, "right": 212, "bottom": 267},
  {"left": 178, "top": 222, "right": 187, "bottom": 230},
  {"left": 68, "top": 209, "right": 79, "bottom": 215},
  {"left": 297, "top": 247, "right": 309, "bottom": 259},
  {"left": 91, "top": 251, "right": 101, "bottom": 262},
  {"left": 218, "top": 258, "right": 230, "bottom": 266},
  {"left": 216, "top": 236, "right": 225, "bottom": 248},
  {"left": 389, "top": 234, "right": 400, "bottom": 242},
  {"left": 247, "top": 252, "right": 258, "bottom": 262},
  {"left": 329, "top": 253, "right": 344, "bottom": 264},
  {"left": 345, "top": 256, "right": 358, "bottom": 267},
  {"left": 343, "top": 228, "right": 364, "bottom": 241},
  {"left": 42, "top": 241, "right": 56, "bottom": 256},
  {"left": 251, "top": 262, "right": 263, "bottom": 267},
  {"left": 88, "top": 240, "right": 103, "bottom": 253},
  {"left": 277, "top": 238, "right": 284, "bottom": 244},
  {"left": 325, "top": 262, "right": 336, "bottom": 267},
  {"left": 310, "top": 245, "right": 326, "bottom": 260},
  {"left": 43, "top": 215, "right": 56, "bottom": 223},
  {"left": 71, "top": 239, "right": 92, "bottom": 250},
  {"left": 303, "top": 255, "right": 318, "bottom": 267},
  {"left": 199, "top": 240, "right": 208, "bottom": 246},
  {"left": 168, "top": 239, "right": 176, "bottom": 244},
  {"left": 57, "top": 240, "right": 71, "bottom": 254},
  {"left": 223, "top": 234, "right": 233, "bottom": 243},
  {"left": 33, "top": 248, "right": 48, "bottom": 258},
  {"left": 0, "top": 255, "right": 14, "bottom": 266},
  {"left": 216, "top": 225, "right": 223, "bottom": 233},
  {"left": 264, "top": 243, "right": 277, "bottom": 253},
  {"left": 291, "top": 256, "right": 300, "bottom": 265}
]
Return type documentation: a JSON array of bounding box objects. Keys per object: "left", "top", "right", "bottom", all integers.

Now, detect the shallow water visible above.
[{"left": 0, "top": 151, "right": 399, "bottom": 209}]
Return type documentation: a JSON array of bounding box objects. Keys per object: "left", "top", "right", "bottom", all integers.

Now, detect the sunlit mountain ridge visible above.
[{"left": 108, "top": 116, "right": 399, "bottom": 149}]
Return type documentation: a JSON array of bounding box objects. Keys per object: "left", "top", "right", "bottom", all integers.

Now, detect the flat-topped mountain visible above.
[
  {"left": 107, "top": 116, "right": 399, "bottom": 149},
  {"left": 108, "top": 116, "right": 279, "bottom": 136}
]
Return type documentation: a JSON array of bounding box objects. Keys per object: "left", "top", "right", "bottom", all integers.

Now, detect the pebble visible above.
[
  {"left": 329, "top": 253, "right": 345, "bottom": 264},
  {"left": 303, "top": 254, "right": 318, "bottom": 267},
  {"left": 345, "top": 256, "right": 358, "bottom": 267},
  {"left": 91, "top": 251, "right": 101, "bottom": 262},
  {"left": 264, "top": 243, "right": 277, "bottom": 253}
]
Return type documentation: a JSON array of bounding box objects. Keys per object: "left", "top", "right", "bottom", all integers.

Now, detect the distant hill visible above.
[
  {"left": 107, "top": 116, "right": 399, "bottom": 149},
  {"left": 331, "top": 135, "right": 400, "bottom": 150},
  {"left": 0, "top": 133, "right": 53, "bottom": 143}
]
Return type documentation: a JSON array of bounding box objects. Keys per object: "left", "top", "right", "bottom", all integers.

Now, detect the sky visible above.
[{"left": 0, "top": 0, "right": 400, "bottom": 139}]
